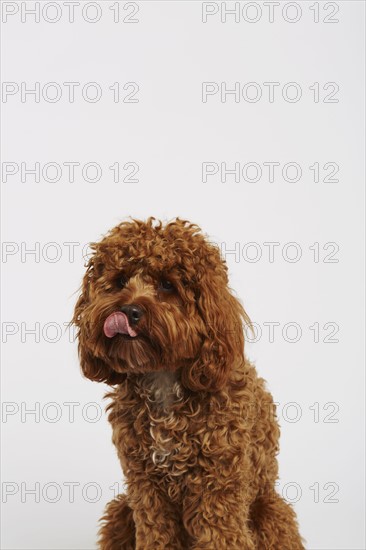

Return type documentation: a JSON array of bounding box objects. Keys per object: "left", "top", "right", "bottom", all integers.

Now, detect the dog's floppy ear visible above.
[
  {"left": 72, "top": 254, "right": 125, "bottom": 385},
  {"left": 182, "top": 265, "right": 249, "bottom": 393}
]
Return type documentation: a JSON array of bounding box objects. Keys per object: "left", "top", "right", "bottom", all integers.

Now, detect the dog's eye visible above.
[
  {"left": 159, "top": 279, "right": 174, "bottom": 292},
  {"left": 117, "top": 275, "right": 127, "bottom": 289}
]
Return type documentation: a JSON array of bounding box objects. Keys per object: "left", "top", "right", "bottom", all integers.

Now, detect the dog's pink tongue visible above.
[{"left": 103, "top": 312, "right": 137, "bottom": 338}]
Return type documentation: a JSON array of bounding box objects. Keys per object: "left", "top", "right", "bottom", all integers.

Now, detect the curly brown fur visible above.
[{"left": 73, "top": 217, "right": 305, "bottom": 550}]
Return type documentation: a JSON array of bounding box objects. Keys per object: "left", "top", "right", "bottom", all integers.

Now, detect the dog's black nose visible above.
[{"left": 121, "top": 304, "right": 144, "bottom": 326}]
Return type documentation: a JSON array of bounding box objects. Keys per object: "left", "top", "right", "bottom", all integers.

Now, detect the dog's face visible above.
[{"left": 73, "top": 218, "right": 248, "bottom": 391}]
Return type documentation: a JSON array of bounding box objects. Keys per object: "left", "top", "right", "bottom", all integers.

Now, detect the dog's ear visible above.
[
  {"left": 182, "top": 266, "right": 249, "bottom": 393},
  {"left": 72, "top": 255, "right": 125, "bottom": 385}
]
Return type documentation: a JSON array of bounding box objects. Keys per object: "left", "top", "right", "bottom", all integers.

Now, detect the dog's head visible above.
[{"left": 73, "top": 218, "right": 249, "bottom": 391}]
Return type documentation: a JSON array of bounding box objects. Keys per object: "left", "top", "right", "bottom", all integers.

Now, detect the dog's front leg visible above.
[
  {"left": 128, "top": 479, "right": 186, "bottom": 550},
  {"left": 183, "top": 481, "right": 255, "bottom": 550}
]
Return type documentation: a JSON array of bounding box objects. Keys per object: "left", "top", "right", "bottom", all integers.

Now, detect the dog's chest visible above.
[
  {"left": 142, "top": 372, "right": 191, "bottom": 477},
  {"left": 145, "top": 372, "right": 182, "bottom": 462}
]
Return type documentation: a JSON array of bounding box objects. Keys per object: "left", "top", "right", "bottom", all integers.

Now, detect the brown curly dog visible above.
[{"left": 73, "top": 217, "right": 305, "bottom": 550}]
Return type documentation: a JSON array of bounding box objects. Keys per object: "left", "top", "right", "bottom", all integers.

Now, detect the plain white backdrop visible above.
[{"left": 1, "top": 1, "right": 365, "bottom": 549}]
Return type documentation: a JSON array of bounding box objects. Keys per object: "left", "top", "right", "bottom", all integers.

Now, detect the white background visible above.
[{"left": 1, "top": 1, "right": 365, "bottom": 549}]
